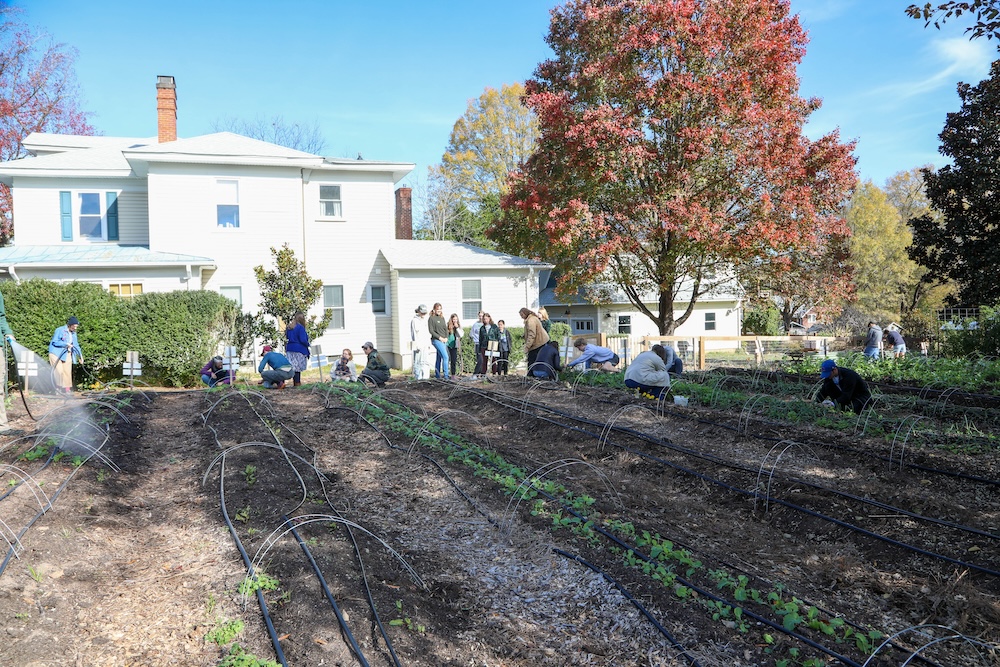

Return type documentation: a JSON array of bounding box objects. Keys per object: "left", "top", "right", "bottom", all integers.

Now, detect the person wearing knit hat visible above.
[{"left": 48, "top": 316, "right": 83, "bottom": 393}]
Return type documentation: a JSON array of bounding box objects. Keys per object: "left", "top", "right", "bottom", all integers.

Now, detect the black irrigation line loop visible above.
[
  {"left": 215, "top": 454, "right": 288, "bottom": 667},
  {"left": 552, "top": 548, "right": 703, "bottom": 667},
  {"left": 282, "top": 515, "right": 372, "bottom": 667}
]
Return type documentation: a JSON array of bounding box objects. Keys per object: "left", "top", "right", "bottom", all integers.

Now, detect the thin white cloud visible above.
[{"left": 874, "top": 37, "right": 993, "bottom": 99}]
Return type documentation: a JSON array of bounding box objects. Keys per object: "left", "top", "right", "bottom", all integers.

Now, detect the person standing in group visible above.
[
  {"left": 470, "top": 311, "right": 484, "bottom": 378},
  {"left": 410, "top": 304, "right": 432, "bottom": 380},
  {"left": 285, "top": 311, "right": 310, "bottom": 387},
  {"left": 331, "top": 348, "right": 358, "bottom": 382},
  {"left": 520, "top": 308, "right": 549, "bottom": 370},
  {"left": 48, "top": 316, "right": 83, "bottom": 393},
  {"left": 537, "top": 307, "right": 552, "bottom": 335},
  {"left": 428, "top": 302, "right": 450, "bottom": 380},
  {"left": 359, "top": 342, "right": 390, "bottom": 387},
  {"left": 883, "top": 328, "right": 906, "bottom": 358},
  {"left": 863, "top": 321, "right": 882, "bottom": 360},
  {"left": 446, "top": 313, "right": 463, "bottom": 377},
  {"left": 495, "top": 319, "right": 513, "bottom": 375},
  {"left": 479, "top": 312, "right": 499, "bottom": 375},
  {"left": 568, "top": 338, "right": 619, "bottom": 371},
  {"left": 624, "top": 344, "right": 672, "bottom": 398},
  {"left": 0, "top": 289, "right": 15, "bottom": 428},
  {"left": 816, "top": 359, "right": 872, "bottom": 414},
  {"left": 258, "top": 345, "right": 294, "bottom": 389}
]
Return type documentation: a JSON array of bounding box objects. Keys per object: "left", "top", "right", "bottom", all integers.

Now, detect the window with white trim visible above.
[
  {"left": 324, "top": 285, "right": 345, "bottom": 329},
  {"left": 220, "top": 286, "right": 243, "bottom": 307},
  {"left": 370, "top": 284, "right": 388, "bottom": 315},
  {"left": 320, "top": 185, "right": 342, "bottom": 217},
  {"left": 217, "top": 179, "right": 240, "bottom": 228},
  {"left": 461, "top": 280, "right": 481, "bottom": 322},
  {"left": 59, "top": 190, "right": 120, "bottom": 242},
  {"left": 572, "top": 319, "right": 594, "bottom": 333},
  {"left": 705, "top": 312, "right": 717, "bottom": 331}
]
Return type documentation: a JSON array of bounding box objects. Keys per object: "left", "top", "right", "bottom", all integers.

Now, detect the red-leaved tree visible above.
[
  {"left": 0, "top": 9, "right": 94, "bottom": 245},
  {"left": 496, "top": 0, "right": 858, "bottom": 334}
]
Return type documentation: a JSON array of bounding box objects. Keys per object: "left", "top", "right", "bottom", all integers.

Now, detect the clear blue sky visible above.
[{"left": 15, "top": 0, "right": 997, "bottom": 194}]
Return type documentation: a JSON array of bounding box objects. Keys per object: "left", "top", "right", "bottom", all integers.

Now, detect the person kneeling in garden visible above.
[
  {"left": 530, "top": 340, "right": 562, "bottom": 380},
  {"left": 200, "top": 355, "right": 231, "bottom": 387},
  {"left": 568, "top": 338, "right": 619, "bottom": 371},
  {"left": 816, "top": 359, "right": 871, "bottom": 414},
  {"left": 258, "top": 345, "right": 294, "bottom": 389},
  {"left": 624, "top": 344, "right": 672, "bottom": 398},
  {"left": 359, "top": 342, "right": 390, "bottom": 387}
]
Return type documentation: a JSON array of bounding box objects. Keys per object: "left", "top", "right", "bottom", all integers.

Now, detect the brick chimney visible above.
[
  {"left": 156, "top": 75, "right": 177, "bottom": 143},
  {"left": 395, "top": 187, "right": 412, "bottom": 240}
]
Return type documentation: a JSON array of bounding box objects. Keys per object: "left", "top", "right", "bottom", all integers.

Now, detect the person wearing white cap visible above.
[
  {"left": 816, "top": 359, "right": 871, "bottom": 414},
  {"left": 410, "top": 304, "right": 431, "bottom": 380}
]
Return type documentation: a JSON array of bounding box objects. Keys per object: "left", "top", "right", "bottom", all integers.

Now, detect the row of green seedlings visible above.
[
  {"left": 336, "top": 386, "right": 884, "bottom": 666},
  {"left": 14, "top": 439, "right": 86, "bottom": 469},
  {"left": 657, "top": 375, "right": 996, "bottom": 454}
]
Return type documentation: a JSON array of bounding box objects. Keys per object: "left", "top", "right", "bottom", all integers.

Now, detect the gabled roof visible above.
[
  {"left": 380, "top": 241, "right": 553, "bottom": 271},
  {"left": 0, "top": 132, "right": 415, "bottom": 183},
  {"left": 541, "top": 276, "right": 744, "bottom": 307},
  {"left": 0, "top": 245, "right": 214, "bottom": 268}
]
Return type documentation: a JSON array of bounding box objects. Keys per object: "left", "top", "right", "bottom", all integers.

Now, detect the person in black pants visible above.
[
  {"left": 816, "top": 359, "right": 871, "bottom": 414},
  {"left": 494, "top": 319, "right": 513, "bottom": 374}
]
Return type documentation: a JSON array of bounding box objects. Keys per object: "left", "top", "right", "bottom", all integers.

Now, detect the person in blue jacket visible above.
[
  {"left": 568, "top": 338, "right": 619, "bottom": 371},
  {"left": 285, "top": 311, "right": 310, "bottom": 386},
  {"left": 258, "top": 345, "right": 294, "bottom": 389},
  {"left": 48, "top": 316, "right": 82, "bottom": 392}
]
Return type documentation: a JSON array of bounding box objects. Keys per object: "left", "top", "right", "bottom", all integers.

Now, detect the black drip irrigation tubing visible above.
[
  {"left": 216, "top": 458, "right": 288, "bottom": 667},
  {"left": 444, "top": 385, "right": 1000, "bottom": 580},
  {"left": 0, "top": 452, "right": 77, "bottom": 578},
  {"left": 552, "top": 548, "right": 703, "bottom": 667},
  {"left": 350, "top": 391, "right": 883, "bottom": 666},
  {"left": 283, "top": 516, "right": 373, "bottom": 667},
  {"left": 534, "top": 400, "right": 1000, "bottom": 544}
]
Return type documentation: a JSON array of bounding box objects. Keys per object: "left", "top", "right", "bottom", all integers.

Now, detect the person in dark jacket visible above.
[
  {"left": 359, "top": 342, "right": 390, "bottom": 387},
  {"left": 494, "top": 319, "right": 513, "bottom": 375},
  {"left": 816, "top": 359, "right": 871, "bottom": 414},
  {"left": 530, "top": 341, "right": 562, "bottom": 380}
]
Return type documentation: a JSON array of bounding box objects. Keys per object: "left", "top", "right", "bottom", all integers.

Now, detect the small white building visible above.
[{"left": 0, "top": 76, "right": 550, "bottom": 368}]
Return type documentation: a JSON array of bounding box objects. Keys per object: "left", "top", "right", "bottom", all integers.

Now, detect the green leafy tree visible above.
[
  {"left": 845, "top": 181, "right": 918, "bottom": 322},
  {"left": 253, "top": 244, "right": 332, "bottom": 342},
  {"left": 906, "top": 1, "right": 1000, "bottom": 40},
  {"left": 419, "top": 84, "right": 539, "bottom": 248},
  {"left": 742, "top": 302, "right": 781, "bottom": 336},
  {"left": 497, "top": 0, "right": 857, "bottom": 335},
  {"left": 909, "top": 60, "right": 1000, "bottom": 306},
  {"left": 884, "top": 167, "right": 955, "bottom": 316}
]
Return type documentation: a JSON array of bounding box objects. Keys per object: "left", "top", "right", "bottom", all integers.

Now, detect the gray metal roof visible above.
[
  {"left": 380, "top": 240, "right": 552, "bottom": 270},
  {"left": 0, "top": 245, "right": 214, "bottom": 267}
]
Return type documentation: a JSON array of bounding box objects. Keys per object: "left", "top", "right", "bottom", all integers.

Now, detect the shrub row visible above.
[{"left": 1, "top": 278, "right": 236, "bottom": 387}]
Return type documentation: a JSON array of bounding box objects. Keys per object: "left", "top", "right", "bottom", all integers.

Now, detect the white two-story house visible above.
[{"left": 0, "top": 76, "right": 550, "bottom": 368}]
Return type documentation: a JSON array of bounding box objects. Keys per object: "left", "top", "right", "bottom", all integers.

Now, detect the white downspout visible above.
[{"left": 7, "top": 266, "right": 19, "bottom": 284}]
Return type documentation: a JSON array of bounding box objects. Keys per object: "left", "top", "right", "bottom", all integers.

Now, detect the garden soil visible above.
[{"left": 0, "top": 378, "right": 997, "bottom": 666}]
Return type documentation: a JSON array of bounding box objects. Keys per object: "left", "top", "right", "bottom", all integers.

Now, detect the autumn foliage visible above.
[
  {"left": 496, "top": 0, "right": 857, "bottom": 334},
  {"left": 0, "top": 9, "right": 94, "bottom": 245}
]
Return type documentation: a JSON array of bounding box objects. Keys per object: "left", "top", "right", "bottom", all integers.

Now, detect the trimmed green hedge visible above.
[{"left": 1, "top": 279, "right": 237, "bottom": 387}]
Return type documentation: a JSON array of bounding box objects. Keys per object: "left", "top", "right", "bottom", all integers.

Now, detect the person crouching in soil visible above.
[
  {"left": 258, "top": 345, "right": 294, "bottom": 389},
  {"left": 816, "top": 359, "right": 871, "bottom": 414},
  {"left": 624, "top": 344, "right": 672, "bottom": 398}
]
